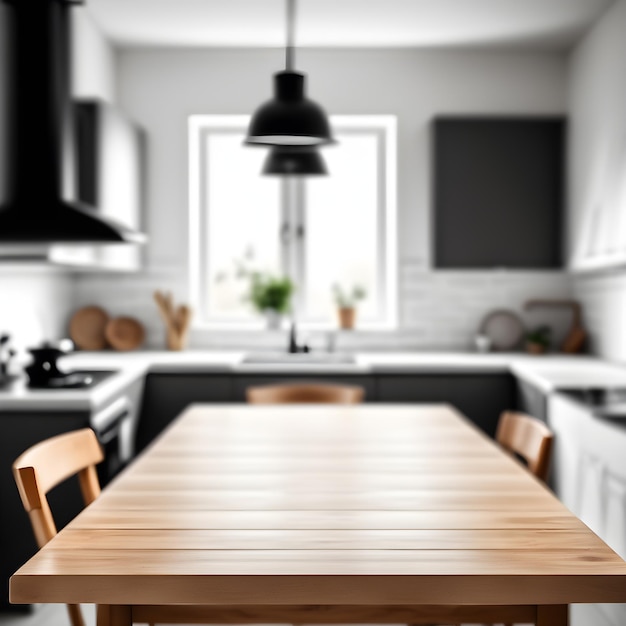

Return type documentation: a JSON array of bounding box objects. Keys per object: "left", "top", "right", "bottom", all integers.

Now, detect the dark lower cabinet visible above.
[
  {"left": 377, "top": 373, "right": 516, "bottom": 437},
  {"left": 135, "top": 374, "right": 234, "bottom": 453},
  {"left": 136, "top": 372, "right": 515, "bottom": 451},
  {"left": 0, "top": 412, "right": 90, "bottom": 612},
  {"left": 136, "top": 373, "right": 376, "bottom": 452}
]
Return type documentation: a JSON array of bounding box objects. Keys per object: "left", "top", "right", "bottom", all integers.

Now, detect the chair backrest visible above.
[
  {"left": 496, "top": 411, "right": 554, "bottom": 482},
  {"left": 13, "top": 428, "right": 104, "bottom": 548},
  {"left": 247, "top": 383, "right": 365, "bottom": 404}
]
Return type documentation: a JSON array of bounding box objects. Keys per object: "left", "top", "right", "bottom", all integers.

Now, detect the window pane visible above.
[
  {"left": 204, "top": 132, "right": 281, "bottom": 319},
  {"left": 303, "top": 132, "right": 381, "bottom": 322}
]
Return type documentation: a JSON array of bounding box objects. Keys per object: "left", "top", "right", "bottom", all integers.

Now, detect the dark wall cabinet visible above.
[
  {"left": 136, "top": 372, "right": 515, "bottom": 451},
  {"left": 433, "top": 117, "right": 564, "bottom": 269}
]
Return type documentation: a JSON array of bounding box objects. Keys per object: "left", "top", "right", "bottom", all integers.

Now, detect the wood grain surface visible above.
[{"left": 10, "top": 404, "right": 626, "bottom": 621}]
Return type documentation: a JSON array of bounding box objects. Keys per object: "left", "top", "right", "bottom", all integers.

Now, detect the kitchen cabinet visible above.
[
  {"left": 377, "top": 373, "right": 515, "bottom": 437},
  {"left": 136, "top": 373, "right": 375, "bottom": 451},
  {"left": 0, "top": 370, "right": 143, "bottom": 612},
  {"left": 515, "top": 377, "right": 548, "bottom": 423},
  {"left": 0, "top": 411, "right": 90, "bottom": 612},
  {"left": 136, "top": 372, "right": 514, "bottom": 450},
  {"left": 515, "top": 376, "right": 554, "bottom": 485},
  {"left": 433, "top": 117, "right": 564, "bottom": 269},
  {"left": 548, "top": 393, "right": 626, "bottom": 626},
  {"left": 136, "top": 374, "right": 234, "bottom": 452}
]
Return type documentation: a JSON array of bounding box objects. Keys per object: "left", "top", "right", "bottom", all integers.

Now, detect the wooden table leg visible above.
[
  {"left": 536, "top": 605, "right": 568, "bottom": 626},
  {"left": 67, "top": 604, "right": 85, "bottom": 626},
  {"left": 97, "top": 605, "right": 131, "bottom": 626},
  {"left": 96, "top": 605, "right": 110, "bottom": 626}
]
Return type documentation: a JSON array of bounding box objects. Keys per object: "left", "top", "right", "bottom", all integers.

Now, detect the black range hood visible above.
[{"left": 0, "top": 0, "right": 145, "bottom": 244}]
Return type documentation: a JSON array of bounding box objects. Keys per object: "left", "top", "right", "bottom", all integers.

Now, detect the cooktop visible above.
[
  {"left": 558, "top": 387, "right": 626, "bottom": 419},
  {"left": 27, "top": 370, "right": 119, "bottom": 390}
]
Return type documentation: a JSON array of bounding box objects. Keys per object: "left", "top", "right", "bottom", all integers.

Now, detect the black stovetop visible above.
[{"left": 26, "top": 369, "right": 118, "bottom": 390}]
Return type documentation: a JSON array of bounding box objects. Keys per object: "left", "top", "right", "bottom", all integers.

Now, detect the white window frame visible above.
[{"left": 188, "top": 114, "right": 397, "bottom": 330}]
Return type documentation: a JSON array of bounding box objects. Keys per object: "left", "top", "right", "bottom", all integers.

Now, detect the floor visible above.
[
  {"left": 0, "top": 605, "right": 540, "bottom": 626},
  {"left": 0, "top": 605, "right": 100, "bottom": 626}
]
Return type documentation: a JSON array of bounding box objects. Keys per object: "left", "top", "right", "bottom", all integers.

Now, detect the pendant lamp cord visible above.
[{"left": 285, "top": 0, "right": 296, "bottom": 71}]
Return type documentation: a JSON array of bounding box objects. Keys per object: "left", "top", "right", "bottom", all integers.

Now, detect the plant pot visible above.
[
  {"left": 526, "top": 341, "right": 547, "bottom": 355},
  {"left": 338, "top": 307, "right": 356, "bottom": 330},
  {"left": 264, "top": 309, "right": 283, "bottom": 330}
]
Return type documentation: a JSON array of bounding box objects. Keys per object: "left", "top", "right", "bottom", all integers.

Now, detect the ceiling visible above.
[{"left": 87, "top": 0, "right": 615, "bottom": 49}]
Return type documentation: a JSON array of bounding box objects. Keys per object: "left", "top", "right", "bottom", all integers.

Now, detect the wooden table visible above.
[{"left": 11, "top": 404, "right": 626, "bottom": 626}]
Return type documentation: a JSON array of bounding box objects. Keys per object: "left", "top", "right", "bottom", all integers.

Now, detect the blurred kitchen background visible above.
[{"left": 0, "top": 0, "right": 624, "bottom": 358}]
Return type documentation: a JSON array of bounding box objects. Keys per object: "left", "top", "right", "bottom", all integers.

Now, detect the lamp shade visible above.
[
  {"left": 262, "top": 146, "right": 328, "bottom": 176},
  {"left": 246, "top": 71, "right": 334, "bottom": 147}
]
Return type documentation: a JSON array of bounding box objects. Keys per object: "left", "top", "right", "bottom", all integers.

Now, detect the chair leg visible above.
[{"left": 67, "top": 604, "right": 85, "bottom": 626}]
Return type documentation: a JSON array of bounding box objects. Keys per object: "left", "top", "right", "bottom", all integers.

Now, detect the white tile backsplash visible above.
[
  {"left": 0, "top": 266, "right": 73, "bottom": 353},
  {"left": 71, "top": 264, "right": 573, "bottom": 351},
  {"left": 574, "top": 270, "right": 626, "bottom": 362}
]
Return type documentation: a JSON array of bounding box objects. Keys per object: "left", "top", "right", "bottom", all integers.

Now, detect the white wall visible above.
[
  {"left": 72, "top": 7, "right": 117, "bottom": 102},
  {"left": 0, "top": 267, "right": 74, "bottom": 353},
  {"left": 73, "top": 46, "right": 572, "bottom": 349},
  {"left": 0, "top": 2, "right": 9, "bottom": 207},
  {"left": 0, "top": 5, "right": 117, "bottom": 349},
  {"left": 568, "top": 0, "right": 626, "bottom": 361}
]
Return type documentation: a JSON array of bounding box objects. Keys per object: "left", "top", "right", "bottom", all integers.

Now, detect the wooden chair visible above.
[
  {"left": 13, "top": 428, "right": 104, "bottom": 626},
  {"left": 496, "top": 410, "right": 554, "bottom": 483},
  {"left": 246, "top": 382, "right": 365, "bottom": 404}
]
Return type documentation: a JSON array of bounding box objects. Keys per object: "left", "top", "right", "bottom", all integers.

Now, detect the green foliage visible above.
[
  {"left": 248, "top": 273, "right": 294, "bottom": 314},
  {"left": 214, "top": 248, "right": 294, "bottom": 315},
  {"left": 332, "top": 283, "right": 367, "bottom": 308},
  {"left": 526, "top": 325, "right": 551, "bottom": 348}
]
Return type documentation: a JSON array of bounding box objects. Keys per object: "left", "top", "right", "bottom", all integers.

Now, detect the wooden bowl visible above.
[
  {"left": 69, "top": 306, "right": 110, "bottom": 350},
  {"left": 105, "top": 317, "right": 145, "bottom": 351}
]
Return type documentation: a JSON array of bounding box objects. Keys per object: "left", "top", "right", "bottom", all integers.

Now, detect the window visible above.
[{"left": 189, "top": 115, "right": 396, "bottom": 329}]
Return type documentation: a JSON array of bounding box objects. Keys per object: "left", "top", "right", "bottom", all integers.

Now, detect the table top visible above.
[{"left": 10, "top": 403, "right": 626, "bottom": 607}]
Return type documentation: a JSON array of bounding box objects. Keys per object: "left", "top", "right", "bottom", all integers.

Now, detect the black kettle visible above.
[{"left": 25, "top": 341, "right": 74, "bottom": 387}]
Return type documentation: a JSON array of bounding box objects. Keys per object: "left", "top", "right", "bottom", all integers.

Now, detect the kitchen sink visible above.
[{"left": 242, "top": 352, "right": 356, "bottom": 365}]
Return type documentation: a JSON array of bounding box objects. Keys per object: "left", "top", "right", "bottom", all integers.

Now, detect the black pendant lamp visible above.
[
  {"left": 263, "top": 146, "right": 328, "bottom": 176},
  {"left": 246, "top": 0, "right": 334, "bottom": 147}
]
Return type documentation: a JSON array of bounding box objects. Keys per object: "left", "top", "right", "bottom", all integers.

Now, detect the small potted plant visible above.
[
  {"left": 215, "top": 249, "right": 295, "bottom": 329},
  {"left": 332, "top": 284, "right": 366, "bottom": 330},
  {"left": 248, "top": 273, "right": 294, "bottom": 329},
  {"left": 526, "top": 325, "right": 551, "bottom": 355}
]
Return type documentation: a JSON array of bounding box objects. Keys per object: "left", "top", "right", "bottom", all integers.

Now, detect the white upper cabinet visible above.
[{"left": 568, "top": 1, "right": 626, "bottom": 273}]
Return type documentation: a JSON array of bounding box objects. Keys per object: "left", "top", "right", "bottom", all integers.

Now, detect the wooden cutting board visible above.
[
  {"left": 105, "top": 317, "right": 145, "bottom": 351},
  {"left": 69, "top": 306, "right": 110, "bottom": 350}
]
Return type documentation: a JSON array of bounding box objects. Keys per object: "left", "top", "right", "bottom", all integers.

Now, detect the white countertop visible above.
[{"left": 1, "top": 350, "right": 625, "bottom": 411}]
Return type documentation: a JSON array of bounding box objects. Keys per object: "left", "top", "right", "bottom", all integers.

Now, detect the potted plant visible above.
[
  {"left": 248, "top": 273, "right": 294, "bottom": 329},
  {"left": 525, "top": 325, "right": 551, "bottom": 355},
  {"left": 332, "top": 284, "right": 366, "bottom": 330},
  {"left": 215, "top": 249, "right": 295, "bottom": 329}
]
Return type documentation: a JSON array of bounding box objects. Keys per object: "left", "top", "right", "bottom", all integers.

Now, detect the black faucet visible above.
[{"left": 288, "top": 321, "right": 309, "bottom": 354}]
